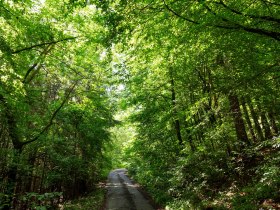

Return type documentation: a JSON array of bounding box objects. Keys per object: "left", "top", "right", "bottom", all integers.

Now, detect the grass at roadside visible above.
[{"left": 63, "top": 185, "right": 106, "bottom": 210}]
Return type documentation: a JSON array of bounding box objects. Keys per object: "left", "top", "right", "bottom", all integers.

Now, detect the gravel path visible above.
[{"left": 105, "top": 169, "right": 155, "bottom": 210}]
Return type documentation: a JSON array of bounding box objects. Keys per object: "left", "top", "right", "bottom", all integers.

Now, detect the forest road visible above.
[{"left": 105, "top": 169, "right": 155, "bottom": 210}]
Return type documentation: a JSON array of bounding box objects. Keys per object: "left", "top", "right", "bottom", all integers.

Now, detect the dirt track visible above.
[{"left": 105, "top": 169, "right": 155, "bottom": 210}]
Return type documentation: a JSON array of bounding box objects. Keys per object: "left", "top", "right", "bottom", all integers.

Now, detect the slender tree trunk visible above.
[
  {"left": 257, "top": 105, "right": 273, "bottom": 139},
  {"left": 39, "top": 155, "right": 47, "bottom": 194},
  {"left": 228, "top": 94, "right": 250, "bottom": 145},
  {"left": 0, "top": 95, "right": 23, "bottom": 210},
  {"left": 240, "top": 97, "right": 257, "bottom": 142},
  {"left": 183, "top": 118, "right": 196, "bottom": 152},
  {"left": 246, "top": 97, "right": 265, "bottom": 141},
  {"left": 174, "top": 120, "right": 183, "bottom": 145},
  {"left": 194, "top": 112, "right": 203, "bottom": 144},
  {"left": 261, "top": 113, "right": 273, "bottom": 139},
  {"left": 268, "top": 112, "right": 278, "bottom": 135},
  {"left": 226, "top": 141, "right": 232, "bottom": 156},
  {"left": 170, "top": 71, "right": 183, "bottom": 146},
  {"left": 27, "top": 153, "right": 36, "bottom": 192}
]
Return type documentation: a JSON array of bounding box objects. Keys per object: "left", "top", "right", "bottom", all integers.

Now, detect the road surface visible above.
[{"left": 105, "top": 169, "right": 155, "bottom": 210}]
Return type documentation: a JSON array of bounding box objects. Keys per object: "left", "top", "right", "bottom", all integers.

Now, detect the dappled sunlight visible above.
[{"left": 105, "top": 169, "right": 155, "bottom": 210}]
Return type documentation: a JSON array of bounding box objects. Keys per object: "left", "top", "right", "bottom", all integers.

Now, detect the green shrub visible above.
[{"left": 63, "top": 187, "right": 105, "bottom": 210}]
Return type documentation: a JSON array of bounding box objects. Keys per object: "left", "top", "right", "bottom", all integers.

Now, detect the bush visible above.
[
  {"left": 63, "top": 187, "right": 105, "bottom": 210},
  {"left": 15, "top": 192, "right": 63, "bottom": 210}
]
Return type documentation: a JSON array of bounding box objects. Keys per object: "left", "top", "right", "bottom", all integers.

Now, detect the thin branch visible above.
[
  {"left": 225, "top": 63, "right": 280, "bottom": 91},
  {"left": 23, "top": 45, "right": 54, "bottom": 84},
  {"left": 0, "top": 4, "right": 16, "bottom": 17},
  {"left": 242, "top": 27, "right": 280, "bottom": 41},
  {"left": 138, "top": 2, "right": 154, "bottom": 11},
  {"left": 163, "top": 0, "right": 199, "bottom": 24},
  {"left": 163, "top": 0, "right": 280, "bottom": 41},
  {"left": 23, "top": 63, "right": 38, "bottom": 84},
  {"left": 21, "top": 81, "right": 78, "bottom": 147},
  {"left": 262, "top": 0, "right": 280, "bottom": 6},
  {"left": 204, "top": 3, "right": 280, "bottom": 41},
  {"left": 260, "top": 0, "right": 273, "bottom": 16},
  {"left": 12, "top": 37, "right": 77, "bottom": 54},
  {"left": 217, "top": 0, "right": 280, "bottom": 24}
]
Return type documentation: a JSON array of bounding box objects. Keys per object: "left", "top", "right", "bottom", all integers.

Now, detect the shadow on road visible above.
[{"left": 104, "top": 169, "right": 156, "bottom": 210}]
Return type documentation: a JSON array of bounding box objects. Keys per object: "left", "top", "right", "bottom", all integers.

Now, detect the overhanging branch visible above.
[
  {"left": 162, "top": 1, "right": 280, "bottom": 41},
  {"left": 163, "top": 0, "right": 199, "bottom": 24},
  {"left": 12, "top": 37, "right": 77, "bottom": 54},
  {"left": 217, "top": 0, "right": 280, "bottom": 24},
  {"left": 21, "top": 81, "right": 78, "bottom": 147},
  {"left": 204, "top": 3, "right": 280, "bottom": 41}
]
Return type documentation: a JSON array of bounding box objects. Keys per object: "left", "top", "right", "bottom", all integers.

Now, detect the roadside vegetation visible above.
[
  {"left": 110, "top": 1, "right": 280, "bottom": 209},
  {"left": 125, "top": 137, "right": 280, "bottom": 209},
  {"left": 63, "top": 186, "right": 106, "bottom": 210}
]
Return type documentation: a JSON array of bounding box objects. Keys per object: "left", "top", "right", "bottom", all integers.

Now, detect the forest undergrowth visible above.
[
  {"left": 62, "top": 185, "right": 106, "bottom": 210},
  {"left": 126, "top": 137, "right": 280, "bottom": 210}
]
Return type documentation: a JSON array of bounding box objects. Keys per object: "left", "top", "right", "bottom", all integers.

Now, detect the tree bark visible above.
[
  {"left": 183, "top": 119, "right": 196, "bottom": 152},
  {"left": 268, "top": 112, "right": 278, "bottom": 135},
  {"left": 246, "top": 98, "right": 265, "bottom": 141},
  {"left": 257, "top": 105, "right": 273, "bottom": 139},
  {"left": 228, "top": 94, "right": 250, "bottom": 145},
  {"left": 170, "top": 70, "right": 183, "bottom": 146},
  {"left": 240, "top": 97, "right": 257, "bottom": 142}
]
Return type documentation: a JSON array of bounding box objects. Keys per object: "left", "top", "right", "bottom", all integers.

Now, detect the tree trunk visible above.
[
  {"left": 194, "top": 112, "right": 203, "bottom": 144},
  {"left": 0, "top": 95, "right": 23, "bottom": 210},
  {"left": 240, "top": 97, "right": 257, "bottom": 142},
  {"left": 268, "top": 112, "right": 278, "bottom": 135},
  {"left": 257, "top": 105, "right": 273, "bottom": 140},
  {"left": 228, "top": 94, "right": 250, "bottom": 145},
  {"left": 183, "top": 118, "right": 196, "bottom": 152},
  {"left": 170, "top": 71, "right": 183, "bottom": 146},
  {"left": 246, "top": 97, "right": 265, "bottom": 141}
]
